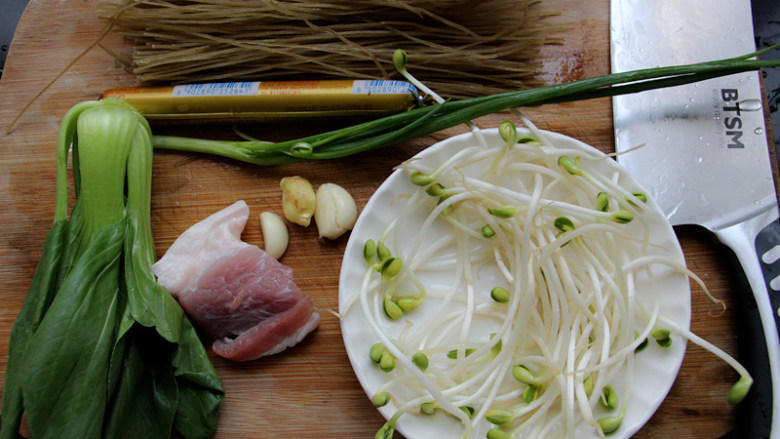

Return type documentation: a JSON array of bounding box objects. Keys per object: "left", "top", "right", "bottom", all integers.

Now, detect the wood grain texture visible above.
[{"left": 0, "top": 0, "right": 765, "bottom": 437}]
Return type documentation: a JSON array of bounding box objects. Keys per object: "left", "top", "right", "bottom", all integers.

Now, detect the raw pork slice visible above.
[{"left": 152, "top": 200, "right": 319, "bottom": 361}]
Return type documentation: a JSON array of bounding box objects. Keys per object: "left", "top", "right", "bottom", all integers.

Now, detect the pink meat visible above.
[{"left": 152, "top": 200, "right": 320, "bottom": 362}]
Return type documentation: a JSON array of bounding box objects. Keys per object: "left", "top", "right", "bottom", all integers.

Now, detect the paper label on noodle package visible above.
[
  {"left": 172, "top": 82, "right": 261, "bottom": 97},
  {"left": 352, "top": 80, "right": 416, "bottom": 95}
]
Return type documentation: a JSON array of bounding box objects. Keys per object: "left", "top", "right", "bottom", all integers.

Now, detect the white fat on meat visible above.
[{"left": 152, "top": 200, "right": 320, "bottom": 362}]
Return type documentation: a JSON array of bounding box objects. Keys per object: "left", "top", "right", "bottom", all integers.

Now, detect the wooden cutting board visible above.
[{"left": 0, "top": 0, "right": 762, "bottom": 437}]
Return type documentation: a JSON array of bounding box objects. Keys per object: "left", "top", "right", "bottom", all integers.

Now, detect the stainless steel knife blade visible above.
[{"left": 610, "top": 0, "right": 780, "bottom": 437}]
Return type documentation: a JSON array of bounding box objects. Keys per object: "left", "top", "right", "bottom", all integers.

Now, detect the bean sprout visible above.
[{"left": 342, "top": 118, "right": 751, "bottom": 439}]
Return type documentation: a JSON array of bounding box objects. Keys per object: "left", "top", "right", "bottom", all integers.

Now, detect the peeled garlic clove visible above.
[
  {"left": 280, "top": 176, "right": 316, "bottom": 226},
  {"left": 260, "top": 211, "right": 288, "bottom": 259},
  {"left": 315, "top": 183, "right": 357, "bottom": 240}
]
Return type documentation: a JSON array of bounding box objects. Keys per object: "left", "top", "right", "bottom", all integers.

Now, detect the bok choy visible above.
[{"left": 0, "top": 99, "right": 223, "bottom": 439}]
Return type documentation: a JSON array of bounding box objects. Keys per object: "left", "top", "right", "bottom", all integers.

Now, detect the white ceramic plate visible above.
[{"left": 338, "top": 128, "right": 691, "bottom": 439}]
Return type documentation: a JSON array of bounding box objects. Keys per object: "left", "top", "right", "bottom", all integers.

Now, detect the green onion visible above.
[{"left": 150, "top": 47, "right": 780, "bottom": 165}]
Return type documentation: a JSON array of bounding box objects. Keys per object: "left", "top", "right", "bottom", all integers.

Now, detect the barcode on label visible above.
[
  {"left": 172, "top": 82, "right": 260, "bottom": 97},
  {"left": 352, "top": 80, "right": 416, "bottom": 95}
]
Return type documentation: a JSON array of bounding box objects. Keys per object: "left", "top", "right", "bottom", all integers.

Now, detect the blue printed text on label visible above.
[
  {"left": 352, "top": 80, "right": 416, "bottom": 95},
  {"left": 172, "top": 82, "right": 261, "bottom": 97}
]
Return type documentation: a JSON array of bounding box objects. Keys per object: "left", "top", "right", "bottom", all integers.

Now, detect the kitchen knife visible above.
[{"left": 610, "top": 0, "right": 780, "bottom": 437}]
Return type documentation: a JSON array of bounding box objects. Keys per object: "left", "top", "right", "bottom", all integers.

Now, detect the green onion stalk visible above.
[{"left": 151, "top": 46, "right": 780, "bottom": 164}]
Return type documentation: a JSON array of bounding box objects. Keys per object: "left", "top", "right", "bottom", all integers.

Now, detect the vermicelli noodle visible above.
[{"left": 97, "top": 0, "right": 563, "bottom": 98}]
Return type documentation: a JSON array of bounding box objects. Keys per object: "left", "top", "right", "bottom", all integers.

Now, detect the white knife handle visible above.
[{"left": 714, "top": 206, "right": 780, "bottom": 439}]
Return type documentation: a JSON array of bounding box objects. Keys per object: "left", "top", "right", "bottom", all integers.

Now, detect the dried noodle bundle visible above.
[{"left": 98, "top": 0, "right": 562, "bottom": 98}]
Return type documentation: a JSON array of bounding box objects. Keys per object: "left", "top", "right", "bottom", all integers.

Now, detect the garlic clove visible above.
[
  {"left": 314, "top": 183, "right": 357, "bottom": 240},
  {"left": 260, "top": 211, "right": 289, "bottom": 259},
  {"left": 280, "top": 176, "right": 316, "bottom": 227}
]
